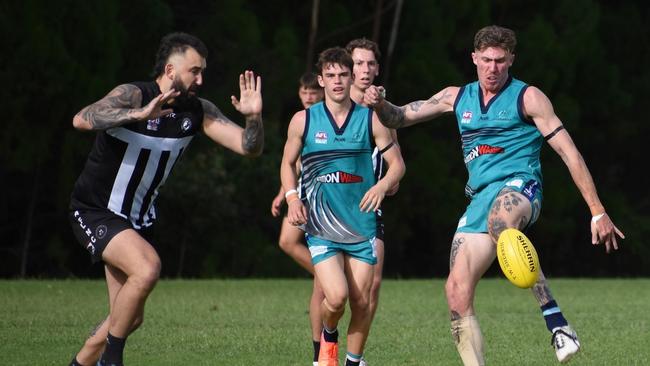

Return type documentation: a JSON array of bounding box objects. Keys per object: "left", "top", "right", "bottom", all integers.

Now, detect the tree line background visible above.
[{"left": 1, "top": 0, "right": 648, "bottom": 278}]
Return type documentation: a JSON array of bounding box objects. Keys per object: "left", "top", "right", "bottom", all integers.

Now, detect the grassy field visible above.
[{"left": 1, "top": 278, "right": 648, "bottom": 365}]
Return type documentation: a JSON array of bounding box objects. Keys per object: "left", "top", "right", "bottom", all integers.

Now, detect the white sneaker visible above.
[
  {"left": 551, "top": 326, "right": 581, "bottom": 363},
  {"left": 359, "top": 357, "right": 368, "bottom": 366}
]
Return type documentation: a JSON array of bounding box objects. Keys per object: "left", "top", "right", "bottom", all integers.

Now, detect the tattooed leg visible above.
[
  {"left": 531, "top": 271, "right": 555, "bottom": 306},
  {"left": 488, "top": 188, "right": 531, "bottom": 243}
]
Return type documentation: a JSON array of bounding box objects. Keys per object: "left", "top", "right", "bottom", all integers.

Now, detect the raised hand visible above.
[
  {"left": 138, "top": 88, "right": 180, "bottom": 121},
  {"left": 231, "top": 70, "right": 262, "bottom": 117}
]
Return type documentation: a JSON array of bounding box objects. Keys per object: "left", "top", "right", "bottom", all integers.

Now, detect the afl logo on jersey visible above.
[
  {"left": 181, "top": 118, "right": 192, "bottom": 131},
  {"left": 147, "top": 118, "right": 161, "bottom": 131},
  {"left": 461, "top": 111, "right": 472, "bottom": 124},
  {"left": 315, "top": 131, "right": 328, "bottom": 144}
]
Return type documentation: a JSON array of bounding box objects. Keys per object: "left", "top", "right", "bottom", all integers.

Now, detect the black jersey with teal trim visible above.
[
  {"left": 300, "top": 101, "right": 377, "bottom": 243},
  {"left": 70, "top": 81, "right": 203, "bottom": 229}
]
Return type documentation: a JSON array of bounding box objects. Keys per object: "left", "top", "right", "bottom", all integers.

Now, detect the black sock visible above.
[
  {"left": 69, "top": 357, "right": 84, "bottom": 366},
  {"left": 322, "top": 327, "right": 338, "bottom": 343},
  {"left": 313, "top": 340, "right": 321, "bottom": 362},
  {"left": 541, "top": 300, "right": 568, "bottom": 332},
  {"left": 101, "top": 332, "right": 127, "bottom": 365}
]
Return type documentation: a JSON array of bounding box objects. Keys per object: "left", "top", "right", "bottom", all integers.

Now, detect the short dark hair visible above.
[
  {"left": 299, "top": 72, "right": 320, "bottom": 90},
  {"left": 345, "top": 38, "right": 381, "bottom": 60},
  {"left": 474, "top": 25, "right": 517, "bottom": 54},
  {"left": 152, "top": 32, "right": 208, "bottom": 77},
  {"left": 315, "top": 47, "right": 353, "bottom": 75}
]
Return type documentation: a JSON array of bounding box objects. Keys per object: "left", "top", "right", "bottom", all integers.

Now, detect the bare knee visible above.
[
  {"left": 130, "top": 259, "right": 161, "bottom": 293},
  {"left": 324, "top": 292, "right": 348, "bottom": 313},
  {"left": 349, "top": 291, "right": 370, "bottom": 314},
  {"left": 278, "top": 237, "right": 293, "bottom": 252}
]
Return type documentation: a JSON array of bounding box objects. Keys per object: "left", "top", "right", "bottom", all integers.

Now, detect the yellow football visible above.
[{"left": 497, "top": 228, "right": 540, "bottom": 289}]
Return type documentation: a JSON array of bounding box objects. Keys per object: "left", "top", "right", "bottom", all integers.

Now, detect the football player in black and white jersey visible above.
[{"left": 68, "top": 32, "right": 264, "bottom": 366}]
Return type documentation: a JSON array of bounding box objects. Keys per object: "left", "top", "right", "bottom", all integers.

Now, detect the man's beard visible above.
[{"left": 171, "top": 78, "right": 199, "bottom": 107}]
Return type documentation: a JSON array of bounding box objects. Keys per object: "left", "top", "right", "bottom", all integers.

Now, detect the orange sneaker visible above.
[{"left": 317, "top": 331, "right": 339, "bottom": 366}]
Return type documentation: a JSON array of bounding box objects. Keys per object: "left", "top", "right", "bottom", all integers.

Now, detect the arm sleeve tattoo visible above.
[
  {"left": 375, "top": 101, "right": 406, "bottom": 128},
  {"left": 78, "top": 84, "right": 143, "bottom": 130},
  {"left": 242, "top": 114, "right": 264, "bottom": 155}
]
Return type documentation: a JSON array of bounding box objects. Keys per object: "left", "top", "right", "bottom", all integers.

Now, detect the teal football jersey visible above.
[
  {"left": 300, "top": 101, "right": 377, "bottom": 243},
  {"left": 453, "top": 77, "right": 543, "bottom": 197}
]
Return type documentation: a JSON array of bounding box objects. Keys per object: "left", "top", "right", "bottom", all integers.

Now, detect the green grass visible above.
[{"left": 1, "top": 279, "right": 648, "bottom": 365}]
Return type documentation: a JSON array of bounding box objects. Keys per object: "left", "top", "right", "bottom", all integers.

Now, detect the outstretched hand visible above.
[
  {"left": 140, "top": 88, "right": 180, "bottom": 120},
  {"left": 231, "top": 70, "right": 262, "bottom": 117},
  {"left": 364, "top": 85, "right": 386, "bottom": 108},
  {"left": 590, "top": 213, "right": 625, "bottom": 253}
]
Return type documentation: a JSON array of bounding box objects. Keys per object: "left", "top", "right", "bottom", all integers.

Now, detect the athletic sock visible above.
[
  {"left": 313, "top": 340, "right": 321, "bottom": 362},
  {"left": 541, "top": 300, "right": 568, "bottom": 332},
  {"left": 69, "top": 357, "right": 84, "bottom": 366},
  {"left": 345, "top": 352, "right": 362, "bottom": 366},
  {"left": 322, "top": 326, "right": 339, "bottom": 343},
  {"left": 101, "top": 332, "right": 127, "bottom": 365}
]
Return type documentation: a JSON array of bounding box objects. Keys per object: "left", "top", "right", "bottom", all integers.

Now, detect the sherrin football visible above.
[{"left": 497, "top": 228, "right": 540, "bottom": 288}]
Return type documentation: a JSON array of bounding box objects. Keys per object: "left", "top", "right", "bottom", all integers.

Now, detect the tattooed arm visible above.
[
  {"left": 202, "top": 70, "right": 264, "bottom": 156},
  {"left": 72, "top": 84, "right": 179, "bottom": 131},
  {"left": 201, "top": 98, "right": 264, "bottom": 156},
  {"left": 364, "top": 86, "right": 460, "bottom": 129}
]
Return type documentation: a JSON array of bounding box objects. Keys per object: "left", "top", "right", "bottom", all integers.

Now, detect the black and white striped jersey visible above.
[{"left": 70, "top": 81, "right": 204, "bottom": 229}]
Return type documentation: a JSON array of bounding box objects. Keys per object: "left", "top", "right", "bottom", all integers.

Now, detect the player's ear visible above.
[
  {"left": 317, "top": 75, "right": 325, "bottom": 88},
  {"left": 164, "top": 63, "right": 175, "bottom": 81},
  {"left": 471, "top": 52, "right": 478, "bottom": 66}
]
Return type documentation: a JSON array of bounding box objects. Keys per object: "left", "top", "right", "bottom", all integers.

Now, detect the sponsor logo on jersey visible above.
[
  {"left": 461, "top": 111, "right": 473, "bottom": 124},
  {"left": 315, "top": 131, "right": 328, "bottom": 144},
  {"left": 334, "top": 133, "right": 362, "bottom": 143},
  {"left": 147, "top": 118, "right": 160, "bottom": 131},
  {"left": 521, "top": 180, "right": 540, "bottom": 201},
  {"left": 497, "top": 110, "right": 510, "bottom": 120},
  {"left": 315, "top": 171, "right": 363, "bottom": 184},
  {"left": 464, "top": 144, "right": 504, "bottom": 163},
  {"left": 181, "top": 118, "right": 192, "bottom": 131}
]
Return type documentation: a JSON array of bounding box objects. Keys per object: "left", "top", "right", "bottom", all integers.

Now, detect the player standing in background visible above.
[
  {"left": 345, "top": 37, "right": 400, "bottom": 366},
  {"left": 364, "top": 25, "right": 624, "bottom": 365},
  {"left": 270, "top": 72, "right": 325, "bottom": 366},
  {"left": 68, "top": 32, "right": 264, "bottom": 366},
  {"left": 281, "top": 47, "right": 404, "bottom": 366}
]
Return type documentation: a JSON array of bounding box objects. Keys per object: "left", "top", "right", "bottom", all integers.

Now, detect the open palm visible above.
[{"left": 231, "top": 70, "right": 262, "bottom": 116}]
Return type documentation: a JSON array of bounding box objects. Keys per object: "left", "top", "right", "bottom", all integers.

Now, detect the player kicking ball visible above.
[{"left": 364, "top": 25, "right": 624, "bottom": 364}]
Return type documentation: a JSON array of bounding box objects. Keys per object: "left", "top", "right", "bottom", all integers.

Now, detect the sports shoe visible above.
[
  {"left": 551, "top": 325, "right": 581, "bottom": 363},
  {"left": 359, "top": 357, "right": 368, "bottom": 366},
  {"left": 318, "top": 332, "right": 339, "bottom": 366}
]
